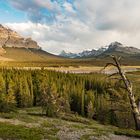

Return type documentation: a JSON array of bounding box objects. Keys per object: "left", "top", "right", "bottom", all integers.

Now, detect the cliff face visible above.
[{"left": 0, "top": 24, "right": 40, "bottom": 49}]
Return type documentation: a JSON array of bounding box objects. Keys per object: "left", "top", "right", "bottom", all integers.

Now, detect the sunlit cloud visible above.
[{"left": 2, "top": 0, "right": 140, "bottom": 54}]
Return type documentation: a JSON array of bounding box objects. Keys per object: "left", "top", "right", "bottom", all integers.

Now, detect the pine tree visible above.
[
  {"left": 0, "top": 74, "right": 6, "bottom": 112},
  {"left": 6, "top": 79, "right": 16, "bottom": 107}
]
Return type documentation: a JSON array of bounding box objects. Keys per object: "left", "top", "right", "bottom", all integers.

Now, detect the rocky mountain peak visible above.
[
  {"left": 108, "top": 41, "right": 123, "bottom": 49},
  {"left": 59, "top": 47, "right": 107, "bottom": 58},
  {"left": 0, "top": 24, "right": 40, "bottom": 49},
  {"left": 106, "top": 42, "right": 140, "bottom": 54},
  {"left": 110, "top": 41, "right": 122, "bottom": 46}
]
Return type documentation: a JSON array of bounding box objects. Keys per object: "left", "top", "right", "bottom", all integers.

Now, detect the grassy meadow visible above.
[{"left": 0, "top": 107, "right": 140, "bottom": 140}]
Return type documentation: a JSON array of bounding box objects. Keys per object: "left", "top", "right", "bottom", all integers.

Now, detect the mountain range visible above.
[
  {"left": 59, "top": 47, "right": 107, "bottom": 58},
  {"left": 0, "top": 24, "right": 140, "bottom": 64},
  {"left": 59, "top": 42, "right": 140, "bottom": 58}
]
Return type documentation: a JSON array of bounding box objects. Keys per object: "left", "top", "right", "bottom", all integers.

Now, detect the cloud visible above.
[
  {"left": 5, "top": 21, "right": 93, "bottom": 54},
  {"left": 63, "top": 2, "right": 75, "bottom": 13},
  {"left": 5, "top": 21, "right": 140, "bottom": 55},
  {"left": 7, "top": 0, "right": 75, "bottom": 23},
  {"left": 74, "top": 0, "right": 140, "bottom": 32},
  {"left": 4, "top": 0, "right": 140, "bottom": 54}
]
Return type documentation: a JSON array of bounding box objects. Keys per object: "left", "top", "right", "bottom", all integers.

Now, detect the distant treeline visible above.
[{"left": 0, "top": 68, "right": 137, "bottom": 128}]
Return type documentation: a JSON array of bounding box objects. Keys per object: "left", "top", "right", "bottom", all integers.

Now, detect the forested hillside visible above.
[{"left": 0, "top": 68, "right": 139, "bottom": 129}]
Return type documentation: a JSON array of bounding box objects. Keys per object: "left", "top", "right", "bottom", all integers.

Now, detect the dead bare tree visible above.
[{"left": 104, "top": 55, "right": 140, "bottom": 130}]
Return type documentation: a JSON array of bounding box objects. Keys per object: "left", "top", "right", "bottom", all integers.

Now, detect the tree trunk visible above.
[{"left": 112, "top": 56, "right": 140, "bottom": 130}]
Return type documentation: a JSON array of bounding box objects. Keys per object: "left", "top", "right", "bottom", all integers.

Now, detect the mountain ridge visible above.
[{"left": 59, "top": 42, "right": 140, "bottom": 58}]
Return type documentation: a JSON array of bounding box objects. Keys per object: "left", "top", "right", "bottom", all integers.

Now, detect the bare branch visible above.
[
  {"left": 108, "top": 72, "right": 120, "bottom": 77},
  {"left": 104, "top": 63, "right": 117, "bottom": 68},
  {"left": 109, "top": 77, "right": 123, "bottom": 81},
  {"left": 118, "top": 56, "right": 122, "bottom": 61},
  {"left": 110, "top": 55, "right": 116, "bottom": 59},
  {"left": 100, "top": 62, "right": 117, "bottom": 73}
]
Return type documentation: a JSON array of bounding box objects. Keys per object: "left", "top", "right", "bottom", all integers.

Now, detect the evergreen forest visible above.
[{"left": 0, "top": 68, "right": 139, "bottom": 129}]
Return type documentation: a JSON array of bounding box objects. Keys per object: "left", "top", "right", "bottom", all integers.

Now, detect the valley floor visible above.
[
  {"left": 45, "top": 66, "right": 140, "bottom": 74},
  {"left": 1, "top": 65, "right": 140, "bottom": 74},
  {"left": 0, "top": 107, "right": 140, "bottom": 140}
]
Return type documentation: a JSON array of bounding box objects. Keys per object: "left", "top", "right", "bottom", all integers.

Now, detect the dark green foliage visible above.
[
  {"left": 40, "top": 81, "right": 58, "bottom": 117},
  {"left": 0, "top": 68, "right": 138, "bottom": 128},
  {"left": 0, "top": 73, "right": 15, "bottom": 112}
]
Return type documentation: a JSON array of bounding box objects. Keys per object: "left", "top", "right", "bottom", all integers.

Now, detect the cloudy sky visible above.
[{"left": 0, "top": 0, "right": 140, "bottom": 54}]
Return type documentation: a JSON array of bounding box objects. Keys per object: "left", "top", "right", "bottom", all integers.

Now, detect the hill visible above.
[{"left": 1, "top": 47, "right": 61, "bottom": 61}]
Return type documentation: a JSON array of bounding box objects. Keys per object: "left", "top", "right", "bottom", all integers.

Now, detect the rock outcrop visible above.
[{"left": 0, "top": 24, "right": 40, "bottom": 49}]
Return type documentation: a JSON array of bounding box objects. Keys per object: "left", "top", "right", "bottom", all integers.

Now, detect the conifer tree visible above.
[
  {"left": 0, "top": 74, "right": 6, "bottom": 112},
  {"left": 6, "top": 79, "right": 16, "bottom": 107}
]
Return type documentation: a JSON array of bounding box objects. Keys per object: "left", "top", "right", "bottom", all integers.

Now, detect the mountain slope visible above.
[
  {"left": 99, "top": 42, "right": 140, "bottom": 57},
  {"left": 1, "top": 47, "right": 61, "bottom": 61},
  {"left": 0, "top": 24, "right": 62, "bottom": 61},
  {"left": 0, "top": 107, "right": 140, "bottom": 140}
]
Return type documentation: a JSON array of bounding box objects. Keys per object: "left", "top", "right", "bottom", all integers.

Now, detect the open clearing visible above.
[{"left": 0, "top": 107, "right": 140, "bottom": 140}]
